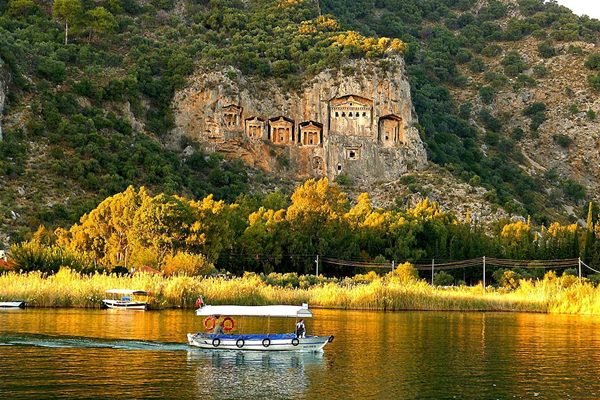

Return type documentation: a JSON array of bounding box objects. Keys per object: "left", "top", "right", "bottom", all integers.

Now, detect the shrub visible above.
[
  {"left": 480, "top": 109, "right": 502, "bottom": 132},
  {"left": 9, "top": 241, "right": 91, "bottom": 273},
  {"left": 562, "top": 179, "right": 586, "bottom": 201},
  {"left": 514, "top": 74, "right": 536, "bottom": 89},
  {"left": 587, "top": 110, "right": 596, "bottom": 121},
  {"left": 568, "top": 103, "right": 579, "bottom": 115},
  {"left": 492, "top": 268, "right": 521, "bottom": 290},
  {"left": 335, "top": 174, "right": 353, "bottom": 186},
  {"left": 501, "top": 51, "right": 527, "bottom": 77},
  {"left": 588, "top": 74, "right": 600, "bottom": 91},
  {"left": 468, "top": 58, "right": 486, "bottom": 73},
  {"left": 511, "top": 127, "right": 525, "bottom": 141},
  {"left": 533, "top": 64, "right": 548, "bottom": 78},
  {"left": 523, "top": 102, "right": 547, "bottom": 130},
  {"left": 433, "top": 271, "right": 454, "bottom": 286},
  {"left": 479, "top": 86, "right": 495, "bottom": 104},
  {"left": 537, "top": 41, "right": 556, "bottom": 58},
  {"left": 481, "top": 44, "right": 502, "bottom": 57},
  {"left": 585, "top": 53, "right": 600, "bottom": 70},
  {"left": 36, "top": 58, "right": 66, "bottom": 83},
  {"left": 392, "top": 262, "right": 419, "bottom": 284},
  {"left": 588, "top": 274, "right": 600, "bottom": 286},
  {"left": 553, "top": 134, "right": 573, "bottom": 148}
]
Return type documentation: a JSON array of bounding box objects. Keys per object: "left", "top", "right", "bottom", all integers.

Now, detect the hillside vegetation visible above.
[
  {"left": 0, "top": 0, "right": 405, "bottom": 242},
  {"left": 7, "top": 179, "right": 600, "bottom": 283},
  {"left": 1, "top": 0, "right": 599, "bottom": 243}
]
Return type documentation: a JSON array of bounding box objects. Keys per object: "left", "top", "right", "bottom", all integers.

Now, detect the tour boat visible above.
[
  {"left": 100, "top": 289, "right": 149, "bottom": 310},
  {"left": 0, "top": 301, "right": 26, "bottom": 308},
  {"left": 187, "top": 303, "right": 333, "bottom": 352}
]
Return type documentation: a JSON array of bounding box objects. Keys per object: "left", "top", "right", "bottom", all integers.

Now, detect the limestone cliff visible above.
[{"left": 172, "top": 57, "right": 427, "bottom": 184}]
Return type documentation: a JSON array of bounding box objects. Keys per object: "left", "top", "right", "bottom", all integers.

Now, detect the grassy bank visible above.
[{"left": 1, "top": 268, "right": 600, "bottom": 315}]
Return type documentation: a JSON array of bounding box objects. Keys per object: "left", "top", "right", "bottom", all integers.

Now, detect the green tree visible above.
[
  {"left": 7, "top": 0, "right": 37, "bottom": 17},
  {"left": 86, "top": 7, "right": 117, "bottom": 41},
  {"left": 52, "top": 0, "right": 82, "bottom": 45}
]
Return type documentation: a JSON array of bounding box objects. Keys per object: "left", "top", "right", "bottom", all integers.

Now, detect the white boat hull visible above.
[
  {"left": 187, "top": 333, "right": 332, "bottom": 352},
  {"left": 101, "top": 300, "right": 147, "bottom": 310},
  {"left": 0, "top": 301, "right": 26, "bottom": 308}
]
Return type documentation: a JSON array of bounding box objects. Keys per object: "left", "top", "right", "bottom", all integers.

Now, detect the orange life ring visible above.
[
  {"left": 222, "top": 317, "right": 235, "bottom": 332},
  {"left": 203, "top": 316, "right": 216, "bottom": 331}
]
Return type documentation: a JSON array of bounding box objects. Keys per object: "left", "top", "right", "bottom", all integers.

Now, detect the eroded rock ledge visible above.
[{"left": 173, "top": 57, "right": 427, "bottom": 185}]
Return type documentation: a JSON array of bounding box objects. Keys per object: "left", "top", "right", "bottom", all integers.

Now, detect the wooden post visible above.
[
  {"left": 578, "top": 257, "right": 582, "bottom": 281},
  {"left": 315, "top": 255, "right": 319, "bottom": 277},
  {"left": 392, "top": 260, "right": 395, "bottom": 274},
  {"left": 431, "top": 259, "right": 435, "bottom": 285}
]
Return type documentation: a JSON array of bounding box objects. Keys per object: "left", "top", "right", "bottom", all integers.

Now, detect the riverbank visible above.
[{"left": 1, "top": 268, "right": 600, "bottom": 315}]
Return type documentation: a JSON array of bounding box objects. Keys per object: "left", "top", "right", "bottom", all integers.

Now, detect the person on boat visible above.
[
  {"left": 213, "top": 319, "right": 224, "bottom": 335},
  {"left": 295, "top": 319, "right": 305, "bottom": 338}
]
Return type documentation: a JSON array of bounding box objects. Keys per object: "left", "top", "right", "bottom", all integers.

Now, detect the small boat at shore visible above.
[
  {"left": 0, "top": 301, "right": 26, "bottom": 308},
  {"left": 101, "top": 289, "right": 149, "bottom": 310},
  {"left": 187, "top": 303, "right": 333, "bottom": 352}
]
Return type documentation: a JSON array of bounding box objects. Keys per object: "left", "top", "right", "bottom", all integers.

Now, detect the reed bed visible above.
[{"left": 2, "top": 268, "right": 600, "bottom": 315}]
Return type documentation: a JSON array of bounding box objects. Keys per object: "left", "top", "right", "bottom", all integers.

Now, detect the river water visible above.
[{"left": 1, "top": 308, "right": 600, "bottom": 399}]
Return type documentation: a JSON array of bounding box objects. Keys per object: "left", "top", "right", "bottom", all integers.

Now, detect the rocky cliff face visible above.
[
  {"left": 172, "top": 57, "right": 427, "bottom": 184},
  {"left": 453, "top": 36, "right": 600, "bottom": 206}
]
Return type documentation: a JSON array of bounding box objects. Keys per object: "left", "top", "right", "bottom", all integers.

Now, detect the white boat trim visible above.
[
  {"left": 195, "top": 304, "right": 312, "bottom": 318},
  {"left": 187, "top": 333, "right": 332, "bottom": 352},
  {"left": 101, "top": 289, "right": 149, "bottom": 311},
  {"left": 0, "top": 301, "right": 26, "bottom": 308},
  {"left": 101, "top": 299, "right": 147, "bottom": 310}
]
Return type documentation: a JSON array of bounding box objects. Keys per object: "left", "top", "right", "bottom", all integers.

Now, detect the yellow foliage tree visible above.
[
  {"left": 56, "top": 186, "right": 148, "bottom": 268},
  {"left": 162, "top": 252, "right": 214, "bottom": 276},
  {"left": 286, "top": 178, "right": 348, "bottom": 224},
  {"left": 500, "top": 220, "right": 534, "bottom": 258},
  {"left": 345, "top": 193, "right": 373, "bottom": 227}
]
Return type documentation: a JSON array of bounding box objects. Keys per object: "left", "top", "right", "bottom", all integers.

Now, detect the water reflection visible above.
[
  {"left": 186, "top": 350, "right": 326, "bottom": 399},
  {"left": 3, "top": 309, "right": 600, "bottom": 399}
]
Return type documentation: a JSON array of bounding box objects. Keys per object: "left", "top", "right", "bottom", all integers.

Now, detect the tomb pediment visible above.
[
  {"left": 330, "top": 95, "right": 373, "bottom": 109},
  {"left": 299, "top": 121, "right": 323, "bottom": 130},
  {"left": 245, "top": 116, "right": 265, "bottom": 123},
  {"left": 223, "top": 104, "right": 242, "bottom": 113},
  {"left": 379, "top": 114, "right": 402, "bottom": 121},
  {"left": 269, "top": 116, "right": 294, "bottom": 125}
]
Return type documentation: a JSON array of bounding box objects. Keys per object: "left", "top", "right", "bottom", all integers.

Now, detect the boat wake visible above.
[{"left": 0, "top": 333, "right": 190, "bottom": 352}]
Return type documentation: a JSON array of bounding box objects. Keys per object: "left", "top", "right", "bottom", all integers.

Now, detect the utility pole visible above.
[{"left": 483, "top": 256, "right": 486, "bottom": 292}]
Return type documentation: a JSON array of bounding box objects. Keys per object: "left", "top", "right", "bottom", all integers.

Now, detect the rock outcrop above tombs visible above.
[{"left": 172, "top": 57, "right": 427, "bottom": 184}]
